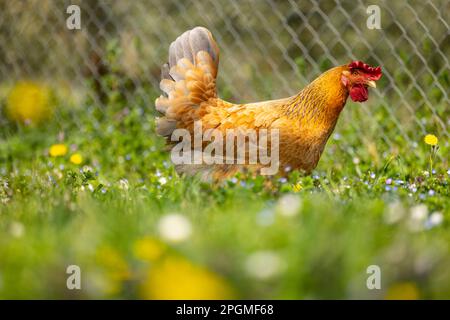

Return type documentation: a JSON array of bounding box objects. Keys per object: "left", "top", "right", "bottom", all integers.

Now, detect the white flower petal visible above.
[
  {"left": 245, "top": 251, "right": 283, "bottom": 280},
  {"left": 158, "top": 213, "right": 192, "bottom": 243},
  {"left": 276, "top": 194, "right": 302, "bottom": 217}
]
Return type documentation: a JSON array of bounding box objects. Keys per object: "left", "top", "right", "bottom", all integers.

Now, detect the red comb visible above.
[{"left": 349, "top": 61, "right": 382, "bottom": 80}]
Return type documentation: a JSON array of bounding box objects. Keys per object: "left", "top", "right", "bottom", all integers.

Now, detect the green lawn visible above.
[{"left": 0, "top": 75, "right": 448, "bottom": 300}]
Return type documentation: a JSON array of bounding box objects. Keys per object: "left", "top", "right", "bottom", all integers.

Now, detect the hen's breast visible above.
[{"left": 276, "top": 119, "right": 336, "bottom": 172}]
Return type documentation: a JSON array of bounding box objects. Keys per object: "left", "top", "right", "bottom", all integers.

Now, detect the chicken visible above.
[{"left": 155, "top": 27, "right": 382, "bottom": 179}]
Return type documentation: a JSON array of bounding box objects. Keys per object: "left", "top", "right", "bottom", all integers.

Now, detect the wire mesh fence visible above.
[{"left": 0, "top": 0, "right": 448, "bottom": 161}]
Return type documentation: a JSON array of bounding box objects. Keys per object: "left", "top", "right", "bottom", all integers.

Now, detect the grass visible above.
[{"left": 0, "top": 63, "right": 448, "bottom": 299}]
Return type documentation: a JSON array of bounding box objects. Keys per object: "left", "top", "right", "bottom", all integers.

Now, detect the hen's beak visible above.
[{"left": 367, "top": 80, "right": 377, "bottom": 88}]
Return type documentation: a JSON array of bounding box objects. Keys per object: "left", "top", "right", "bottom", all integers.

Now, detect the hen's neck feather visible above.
[{"left": 281, "top": 66, "right": 349, "bottom": 124}]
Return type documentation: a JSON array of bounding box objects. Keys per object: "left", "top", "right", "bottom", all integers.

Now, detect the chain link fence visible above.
[{"left": 0, "top": 0, "right": 448, "bottom": 160}]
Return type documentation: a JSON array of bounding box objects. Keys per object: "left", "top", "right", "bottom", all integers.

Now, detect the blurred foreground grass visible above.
[{"left": 0, "top": 67, "right": 449, "bottom": 299}]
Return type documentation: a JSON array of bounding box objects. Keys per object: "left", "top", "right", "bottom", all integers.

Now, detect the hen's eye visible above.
[{"left": 352, "top": 70, "right": 358, "bottom": 75}]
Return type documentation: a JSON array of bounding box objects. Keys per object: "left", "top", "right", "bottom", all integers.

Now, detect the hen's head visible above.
[{"left": 341, "top": 61, "right": 382, "bottom": 102}]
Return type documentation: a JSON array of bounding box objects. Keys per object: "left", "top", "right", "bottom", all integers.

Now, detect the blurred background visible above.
[{"left": 0, "top": 0, "right": 448, "bottom": 154}]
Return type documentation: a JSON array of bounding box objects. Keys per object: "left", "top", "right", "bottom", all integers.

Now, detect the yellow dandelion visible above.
[
  {"left": 49, "top": 144, "right": 68, "bottom": 157},
  {"left": 424, "top": 134, "right": 438, "bottom": 146},
  {"left": 292, "top": 183, "right": 303, "bottom": 192},
  {"left": 140, "top": 255, "right": 234, "bottom": 300},
  {"left": 385, "top": 282, "right": 420, "bottom": 300},
  {"left": 96, "top": 246, "right": 131, "bottom": 281},
  {"left": 70, "top": 153, "right": 83, "bottom": 165},
  {"left": 6, "top": 81, "right": 52, "bottom": 125},
  {"left": 95, "top": 246, "right": 131, "bottom": 296},
  {"left": 133, "top": 237, "right": 166, "bottom": 261}
]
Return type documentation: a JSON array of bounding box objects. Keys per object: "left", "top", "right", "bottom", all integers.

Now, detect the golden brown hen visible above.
[{"left": 155, "top": 27, "right": 382, "bottom": 179}]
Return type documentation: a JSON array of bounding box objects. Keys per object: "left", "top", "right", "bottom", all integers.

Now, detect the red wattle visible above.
[{"left": 349, "top": 84, "right": 368, "bottom": 102}]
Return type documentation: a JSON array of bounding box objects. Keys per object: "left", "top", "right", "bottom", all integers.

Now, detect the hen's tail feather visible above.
[{"left": 155, "top": 26, "right": 220, "bottom": 138}]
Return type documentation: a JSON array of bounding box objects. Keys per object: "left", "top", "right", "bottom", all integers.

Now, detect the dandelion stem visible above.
[{"left": 429, "top": 149, "right": 433, "bottom": 175}]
